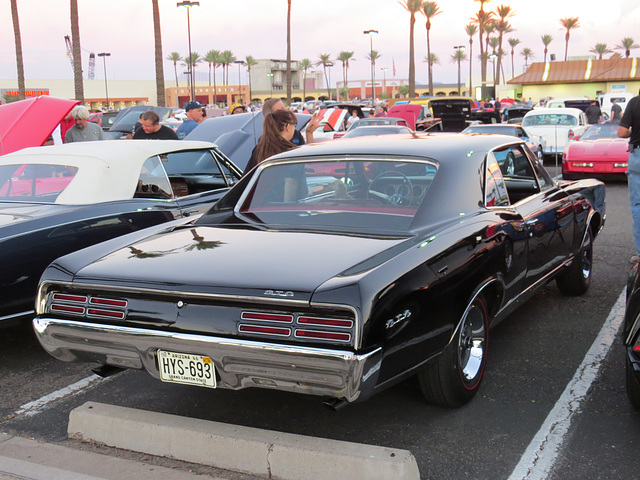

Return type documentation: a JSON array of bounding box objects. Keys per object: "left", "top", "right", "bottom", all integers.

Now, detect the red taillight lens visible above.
[
  {"left": 52, "top": 294, "right": 87, "bottom": 303},
  {"left": 298, "top": 316, "right": 353, "bottom": 328},
  {"left": 90, "top": 297, "right": 127, "bottom": 308},
  {"left": 239, "top": 324, "right": 291, "bottom": 336},
  {"left": 568, "top": 129, "right": 574, "bottom": 140},
  {"left": 241, "top": 312, "right": 293, "bottom": 323},
  {"left": 51, "top": 304, "right": 85, "bottom": 314},
  {"left": 87, "top": 308, "right": 125, "bottom": 319},
  {"left": 295, "top": 329, "right": 351, "bottom": 342}
]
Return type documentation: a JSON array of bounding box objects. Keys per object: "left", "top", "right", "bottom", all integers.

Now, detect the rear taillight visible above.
[
  {"left": 49, "top": 292, "right": 127, "bottom": 320},
  {"left": 568, "top": 129, "right": 575, "bottom": 140}
]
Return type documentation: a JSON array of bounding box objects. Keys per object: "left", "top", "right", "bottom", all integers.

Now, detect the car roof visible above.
[
  {"left": 1, "top": 140, "right": 220, "bottom": 205},
  {"left": 525, "top": 107, "right": 584, "bottom": 116}
]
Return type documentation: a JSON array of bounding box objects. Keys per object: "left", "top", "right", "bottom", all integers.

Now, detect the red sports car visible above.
[{"left": 562, "top": 123, "right": 628, "bottom": 180}]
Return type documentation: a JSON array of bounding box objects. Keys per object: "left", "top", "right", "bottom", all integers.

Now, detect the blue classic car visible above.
[
  {"left": 0, "top": 140, "right": 241, "bottom": 325},
  {"left": 33, "top": 134, "right": 605, "bottom": 408}
]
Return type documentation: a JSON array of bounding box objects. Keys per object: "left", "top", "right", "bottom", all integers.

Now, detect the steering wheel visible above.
[{"left": 368, "top": 170, "right": 414, "bottom": 206}]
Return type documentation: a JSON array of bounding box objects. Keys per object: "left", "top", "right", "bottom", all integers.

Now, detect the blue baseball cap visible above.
[{"left": 184, "top": 101, "right": 203, "bottom": 111}]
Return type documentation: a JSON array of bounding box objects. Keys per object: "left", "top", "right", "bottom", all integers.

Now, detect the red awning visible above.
[{"left": 0, "top": 96, "right": 80, "bottom": 155}]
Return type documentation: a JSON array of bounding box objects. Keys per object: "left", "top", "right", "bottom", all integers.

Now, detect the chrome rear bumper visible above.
[{"left": 33, "top": 317, "right": 382, "bottom": 403}]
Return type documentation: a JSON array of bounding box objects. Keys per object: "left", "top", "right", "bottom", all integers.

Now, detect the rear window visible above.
[
  {"left": 522, "top": 114, "right": 577, "bottom": 127},
  {"left": 238, "top": 159, "right": 437, "bottom": 233},
  {"left": 0, "top": 164, "right": 78, "bottom": 203}
]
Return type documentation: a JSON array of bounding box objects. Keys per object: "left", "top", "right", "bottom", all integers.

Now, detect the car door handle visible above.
[
  {"left": 525, "top": 218, "right": 538, "bottom": 225},
  {"left": 183, "top": 209, "right": 200, "bottom": 217}
]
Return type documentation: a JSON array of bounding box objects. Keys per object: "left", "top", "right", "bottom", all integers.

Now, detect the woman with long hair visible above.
[{"left": 245, "top": 109, "right": 298, "bottom": 173}]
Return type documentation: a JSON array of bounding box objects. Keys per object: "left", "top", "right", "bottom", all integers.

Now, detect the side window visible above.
[
  {"left": 485, "top": 155, "right": 510, "bottom": 207},
  {"left": 135, "top": 156, "right": 173, "bottom": 199},
  {"left": 492, "top": 145, "right": 541, "bottom": 204},
  {"left": 212, "top": 150, "right": 240, "bottom": 186}
]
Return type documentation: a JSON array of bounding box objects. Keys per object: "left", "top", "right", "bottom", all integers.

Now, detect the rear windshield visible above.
[
  {"left": 238, "top": 159, "right": 437, "bottom": 233},
  {"left": 580, "top": 123, "right": 618, "bottom": 140},
  {"left": 0, "top": 164, "right": 78, "bottom": 203},
  {"left": 522, "top": 114, "right": 578, "bottom": 127}
]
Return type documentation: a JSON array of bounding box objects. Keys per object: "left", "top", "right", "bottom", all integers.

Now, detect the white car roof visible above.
[
  {"left": 524, "top": 107, "right": 584, "bottom": 116},
  {"left": 1, "top": 140, "right": 220, "bottom": 205}
]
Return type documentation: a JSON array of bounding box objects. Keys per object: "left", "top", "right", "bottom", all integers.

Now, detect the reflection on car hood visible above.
[
  {"left": 70, "top": 225, "right": 409, "bottom": 299},
  {"left": 0, "top": 202, "right": 69, "bottom": 228},
  {"left": 567, "top": 138, "right": 629, "bottom": 159}
]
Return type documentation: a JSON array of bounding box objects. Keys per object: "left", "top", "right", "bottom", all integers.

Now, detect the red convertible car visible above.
[{"left": 562, "top": 123, "right": 629, "bottom": 180}]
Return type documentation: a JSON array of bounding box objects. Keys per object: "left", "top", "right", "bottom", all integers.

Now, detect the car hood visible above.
[
  {"left": 566, "top": 139, "right": 629, "bottom": 159},
  {"left": 69, "top": 225, "right": 410, "bottom": 302}
]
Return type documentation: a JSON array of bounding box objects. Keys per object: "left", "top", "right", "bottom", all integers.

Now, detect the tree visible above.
[
  {"left": 286, "top": 0, "right": 292, "bottom": 104},
  {"left": 166, "top": 52, "right": 183, "bottom": 88},
  {"left": 337, "top": 51, "right": 355, "bottom": 100},
  {"left": 219, "top": 50, "right": 235, "bottom": 85},
  {"left": 507, "top": 37, "right": 520, "bottom": 78},
  {"left": 451, "top": 49, "right": 468, "bottom": 95},
  {"left": 541, "top": 34, "right": 553, "bottom": 63},
  {"left": 152, "top": 0, "right": 166, "bottom": 107},
  {"left": 521, "top": 47, "right": 534, "bottom": 68},
  {"left": 245, "top": 55, "right": 258, "bottom": 104},
  {"left": 422, "top": 1, "right": 442, "bottom": 96},
  {"left": 616, "top": 37, "right": 640, "bottom": 58},
  {"left": 299, "top": 58, "right": 312, "bottom": 102},
  {"left": 560, "top": 17, "right": 580, "bottom": 61},
  {"left": 493, "top": 4, "right": 514, "bottom": 85},
  {"left": 422, "top": 53, "right": 440, "bottom": 93},
  {"left": 488, "top": 37, "right": 499, "bottom": 83},
  {"left": 317, "top": 53, "right": 333, "bottom": 100},
  {"left": 70, "top": 0, "right": 84, "bottom": 102},
  {"left": 202, "top": 50, "right": 220, "bottom": 87},
  {"left": 398, "top": 84, "right": 410, "bottom": 98},
  {"left": 465, "top": 23, "right": 477, "bottom": 99},
  {"left": 399, "top": 0, "right": 423, "bottom": 98},
  {"left": 182, "top": 52, "right": 202, "bottom": 91},
  {"left": 10, "top": 0, "right": 25, "bottom": 100},
  {"left": 589, "top": 43, "right": 613, "bottom": 60},
  {"left": 473, "top": 0, "right": 494, "bottom": 88}
]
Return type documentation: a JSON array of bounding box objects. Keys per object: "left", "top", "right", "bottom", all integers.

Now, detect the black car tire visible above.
[
  {"left": 626, "top": 356, "right": 640, "bottom": 410},
  {"left": 418, "top": 294, "right": 489, "bottom": 408},
  {"left": 537, "top": 147, "right": 544, "bottom": 164},
  {"left": 556, "top": 228, "right": 593, "bottom": 296}
]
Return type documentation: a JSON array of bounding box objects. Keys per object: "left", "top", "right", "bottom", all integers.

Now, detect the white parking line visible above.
[
  {"left": 13, "top": 374, "right": 110, "bottom": 418},
  {"left": 508, "top": 288, "right": 626, "bottom": 480}
]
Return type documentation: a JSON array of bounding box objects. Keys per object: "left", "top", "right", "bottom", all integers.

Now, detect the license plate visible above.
[{"left": 157, "top": 350, "right": 216, "bottom": 388}]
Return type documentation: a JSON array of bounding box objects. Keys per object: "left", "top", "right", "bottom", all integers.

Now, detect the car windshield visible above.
[
  {"left": 522, "top": 114, "right": 578, "bottom": 127},
  {"left": 237, "top": 159, "right": 438, "bottom": 233},
  {"left": 343, "top": 126, "right": 411, "bottom": 138},
  {"left": 0, "top": 163, "right": 79, "bottom": 203},
  {"left": 580, "top": 123, "right": 619, "bottom": 140}
]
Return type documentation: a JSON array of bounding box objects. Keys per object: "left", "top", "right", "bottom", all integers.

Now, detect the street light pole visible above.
[
  {"left": 177, "top": 1, "right": 199, "bottom": 102},
  {"left": 381, "top": 67, "right": 387, "bottom": 97},
  {"left": 97, "top": 52, "right": 111, "bottom": 109},
  {"left": 267, "top": 72, "right": 274, "bottom": 99},
  {"left": 233, "top": 60, "right": 244, "bottom": 103},
  {"left": 363, "top": 30, "right": 378, "bottom": 105}
]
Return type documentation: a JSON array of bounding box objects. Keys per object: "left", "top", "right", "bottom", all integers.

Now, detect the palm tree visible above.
[
  {"left": 473, "top": 0, "right": 494, "bottom": 89},
  {"left": 299, "top": 58, "right": 312, "bottom": 102},
  {"left": 151, "top": 0, "right": 166, "bottom": 107},
  {"left": 422, "top": 2, "right": 442, "bottom": 96},
  {"left": 166, "top": 52, "right": 182, "bottom": 88},
  {"left": 616, "top": 37, "right": 640, "bottom": 58},
  {"left": 286, "top": 0, "right": 292, "bottom": 103},
  {"left": 182, "top": 52, "right": 201, "bottom": 90},
  {"left": 508, "top": 37, "right": 520, "bottom": 78},
  {"left": 589, "top": 43, "right": 613, "bottom": 60},
  {"left": 245, "top": 55, "right": 258, "bottom": 104},
  {"left": 219, "top": 50, "right": 235, "bottom": 85},
  {"left": 560, "top": 17, "right": 580, "bottom": 61},
  {"left": 203, "top": 50, "right": 220, "bottom": 87},
  {"left": 465, "top": 23, "right": 477, "bottom": 99},
  {"left": 70, "top": 0, "right": 84, "bottom": 102},
  {"left": 337, "top": 51, "right": 355, "bottom": 100},
  {"left": 423, "top": 53, "right": 440, "bottom": 91},
  {"left": 489, "top": 37, "right": 499, "bottom": 83},
  {"left": 493, "top": 4, "right": 514, "bottom": 85},
  {"left": 451, "top": 49, "right": 468, "bottom": 95},
  {"left": 317, "top": 53, "right": 333, "bottom": 100},
  {"left": 521, "top": 47, "right": 534, "bottom": 68},
  {"left": 541, "top": 34, "right": 553, "bottom": 63},
  {"left": 10, "top": 0, "right": 25, "bottom": 100},
  {"left": 399, "top": 0, "right": 423, "bottom": 98}
]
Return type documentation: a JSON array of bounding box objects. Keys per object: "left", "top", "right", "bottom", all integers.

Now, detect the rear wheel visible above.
[
  {"left": 626, "top": 356, "right": 640, "bottom": 410},
  {"left": 418, "top": 294, "right": 489, "bottom": 407},
  {"left": 556, "top": 229, "right": 593, "bottom": 296}
]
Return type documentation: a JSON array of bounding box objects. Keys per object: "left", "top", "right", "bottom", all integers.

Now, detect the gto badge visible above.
[{"left": 264, "top": 290, "right": 295, "bottom": 297}]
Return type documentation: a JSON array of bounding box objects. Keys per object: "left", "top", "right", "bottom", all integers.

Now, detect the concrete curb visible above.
[{"left": 69, "top": 402, "right": 420, "bottom": 480}]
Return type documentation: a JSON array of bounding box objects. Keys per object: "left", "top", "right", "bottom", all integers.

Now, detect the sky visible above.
[{"left": 2, "top": 0, "right": 640, "bottom": 88}]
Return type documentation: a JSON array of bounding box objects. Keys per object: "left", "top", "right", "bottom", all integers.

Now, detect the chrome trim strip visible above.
[
  {"left": 0, "top": 310, "right": 35, "bottom": 322},
  {"left": 33, "top": 317, "right": 382, "bottom": 403}
]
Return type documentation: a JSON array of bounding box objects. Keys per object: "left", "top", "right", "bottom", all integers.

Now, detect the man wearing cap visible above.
[
  {"left": 132, "top": 111, "right": 179, "bottom": 140},
  {"left": 176, "top": 101, "right": 204, "bottom": 139}
]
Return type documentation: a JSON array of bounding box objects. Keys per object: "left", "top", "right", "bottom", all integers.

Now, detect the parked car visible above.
[
  {"left": 332, "top": 117, "right": 412, "bottom": 139},
  {"left": 624, "top": 263, "right": 640, "bottom": 410},
  {"left": 387, "top": 104, "right": 431, "bottom": 130},
  {"left": 0, "top": 140, "right": 242, "bottom": 325},
  {"left": 521, "top": 107, "right": 589, "bottom": 157},
  {"left": 502, "top": 104, "right": 533, "bottom": 124},
  {"left": 33, "top": 134, "right": 605, "bottom": 408},
  {"left": 462, "top": 123, "right": 545, "bottom": 164},
  {"left": 104, "top": 106, "right": 173, "bottom": 139},
  {"left": 340, "top": 125, "right": 413, "bottom": 138},
  {"left": 562, "top": 123, "right": 629, "bottom": 180}
]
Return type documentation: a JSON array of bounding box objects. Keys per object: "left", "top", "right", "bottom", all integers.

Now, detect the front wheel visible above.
[
  {"left": 556, "top": 229, "right": 593, "bottom": 295},
  {"left": 418, "top": 294, "right": 489, "bottom": 407}
]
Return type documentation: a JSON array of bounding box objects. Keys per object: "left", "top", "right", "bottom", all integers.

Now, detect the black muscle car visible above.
[
  {"left": 33, "top": 134, "right": 606, "bottom": 408},
  {"left": 0, "top": 140, "right": 241, "bottom": 325},
  {"left": 624, "top": 263, "right": 640, "bottom": 409}
]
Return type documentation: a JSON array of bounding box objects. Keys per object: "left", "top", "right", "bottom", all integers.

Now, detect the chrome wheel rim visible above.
[{"left": 458, "top": 301, "right": 487, "bottom": 386}]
